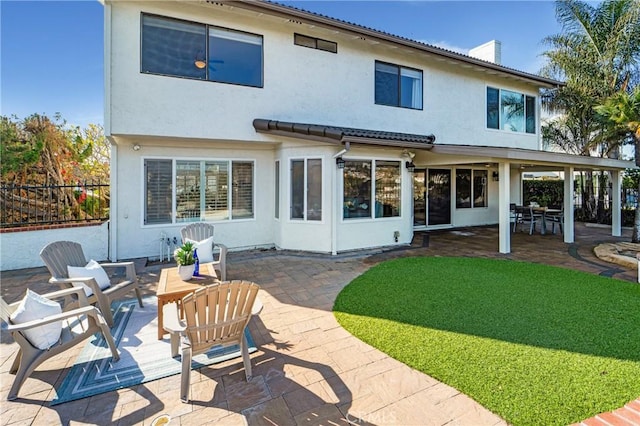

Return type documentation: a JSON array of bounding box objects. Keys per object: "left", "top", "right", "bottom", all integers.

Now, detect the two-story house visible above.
[{"left": 103, "top": 0, "right": 632, "bottom": 261}]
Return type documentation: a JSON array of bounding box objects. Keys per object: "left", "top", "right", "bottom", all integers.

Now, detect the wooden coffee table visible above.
[{"left": 156, "top": 263, "right": 219, "bottom": 339}]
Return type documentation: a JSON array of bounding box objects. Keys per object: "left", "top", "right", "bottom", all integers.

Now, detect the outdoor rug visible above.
[{"left": 52, "top": 295, "right": 257, "bottom": 405}]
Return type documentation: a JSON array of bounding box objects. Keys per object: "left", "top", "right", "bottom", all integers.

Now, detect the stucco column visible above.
[
  {"left": 499, "top": 162, "right": 511, "bottom": 254},
  {"left": 563, "top": 167, "right": 575, "bottom": 243},
  {"left": 611, "top": 170, "right": 622, "bottom": 237}
]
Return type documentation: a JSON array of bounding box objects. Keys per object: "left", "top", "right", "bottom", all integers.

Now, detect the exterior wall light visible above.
[
  {"left": 132, "top": 144, "right": 141, "bottom": 151},
  {"left": 492, "top": 171, "right": 499, "bottom": 181},
  {"left": 336, "top": 157, "right": 345, "bottom": 169},
  {"left": 405, "top": 161, "right": 415, "bottom": 173}
]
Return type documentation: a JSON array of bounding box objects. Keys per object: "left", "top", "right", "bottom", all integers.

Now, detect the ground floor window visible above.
[
  {"left": 290, "top": 158, "right": 322, "bottom": 221},
  {"left": 456, "top": 169, "right": 488, "bottom": 208},
  {"left": 144, "top": 158, "right": 254, "bottom": 225},
  {"left": 343, "top": 159, "right": 401, "bottom": 219}
]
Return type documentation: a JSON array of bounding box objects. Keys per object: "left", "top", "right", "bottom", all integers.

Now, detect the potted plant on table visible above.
[{"left": 174, "top": 241, "right": 196, "bottom": 280}]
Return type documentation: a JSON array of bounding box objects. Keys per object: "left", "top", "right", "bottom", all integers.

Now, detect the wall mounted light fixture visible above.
[
  {"left": 405, "top": 161, "right": 415, "bottom": 173},
  {"left": 336, "top": 157, "right": 345, "bottom": 169},
  {"left": 492, "top": 171, "right": 499, "bottom": 181},
  {"left": 132, "top": 144, "right": 141, "bottom": 151}
]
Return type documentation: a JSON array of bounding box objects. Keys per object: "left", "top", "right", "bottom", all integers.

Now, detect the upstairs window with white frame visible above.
[
  {"left": 343, "top": 160, "right": 401, "bottom": 219},
  {"left": 375, "top": 61, "right": 423, "bottom": 110},
  {"left": 141, "top": 14, "right": 263, "bottom": 88},
  {"left": 144, "top": 159, "right": 254, "bottom": 225},
  {"left": 290, "top": 159, "right": 322, "bottom": 221},
  {"left": 487, "top": 87, "right": 536, "bottom": 134}
]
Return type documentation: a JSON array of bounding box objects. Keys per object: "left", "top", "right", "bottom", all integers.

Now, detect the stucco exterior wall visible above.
[
  {"left": 112, "top": 140, "right": 276, "bottom": 260},
  {"left": 105, "top": 1, "right": 547, "bottom": 259},
  {"left": 107, "top": 1, "right": 541, "bottom": 150},
  {"left": 0, "top": 223, "right": 109, "bottom": 271}
]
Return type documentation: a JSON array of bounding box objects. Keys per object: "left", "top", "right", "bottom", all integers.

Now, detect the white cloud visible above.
[{"left": 418, "top": 39, "right": 469, "bottom": 55}]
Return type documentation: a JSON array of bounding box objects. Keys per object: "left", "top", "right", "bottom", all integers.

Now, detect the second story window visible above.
[
  {"left": 294, "top": 33, "right": 337, "bottom": 53},
  {"left": 375, "top": 61, "right": 423, "bottom": 110},
  {"left": 141, "top": 14, "right": 263, "bottom": 88},
  {"left": 487, "top": 87, "right": 536, "bottom": 134}
]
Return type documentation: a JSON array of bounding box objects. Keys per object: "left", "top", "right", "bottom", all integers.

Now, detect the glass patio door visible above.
[{"left": 427, "top": 169, "right": 451, "bottom": 226}]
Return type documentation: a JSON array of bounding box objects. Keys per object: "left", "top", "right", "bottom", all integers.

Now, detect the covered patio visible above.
[
  {"left": 414, "top": 144, "right": 633, "bottom": 254},
  {"left": 1, "top": 223, "right": 637, "bottom": 425}
]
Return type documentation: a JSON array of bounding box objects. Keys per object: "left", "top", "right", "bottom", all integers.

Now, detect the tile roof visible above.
[{"left": 253, "top": 119, "right": 436, "bottom": 148}]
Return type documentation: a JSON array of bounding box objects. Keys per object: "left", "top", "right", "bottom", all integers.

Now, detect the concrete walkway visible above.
[{"left": 1, "top": 223, "right": 638, "bottom": 425}]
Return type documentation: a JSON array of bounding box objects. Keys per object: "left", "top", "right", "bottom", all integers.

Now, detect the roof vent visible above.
[{"left": 469, "top": 40, "right": 501, "bottom": 65}]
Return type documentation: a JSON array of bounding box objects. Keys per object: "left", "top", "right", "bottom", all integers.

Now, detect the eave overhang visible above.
[
  {"left": 430, "top": 144, "right": 634, "bottom": 171},
  {"left": 253, "top": 118, "right": 436, "bottom": 150},
  {"left": 253, "top": 118, "right": 633, "bottom": 172},
  {"left": 221, "top": 0, "right": 563, "bottom": 89}
]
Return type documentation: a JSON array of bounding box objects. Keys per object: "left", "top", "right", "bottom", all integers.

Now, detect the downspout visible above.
[
  {"left": 109, "top": 142, "right": 117, "bottom": 261},
  {"left": 331, "top": 142, "right": 350, "bottom": 255},
  {"left": 104, "top": 2, "right": 117, "bottom": 261}
]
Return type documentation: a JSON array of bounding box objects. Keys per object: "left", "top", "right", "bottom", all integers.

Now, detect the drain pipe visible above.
[{"left": 331, "top": 142, "right": 350, "bottom": 256}]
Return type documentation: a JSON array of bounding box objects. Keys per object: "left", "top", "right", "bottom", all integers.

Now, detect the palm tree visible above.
[
  {"left": 596, "top": 87, "right": 640, "bottom": 240},
  {"left": 540, "top": 0, "right": 640, "bottom": 221}
]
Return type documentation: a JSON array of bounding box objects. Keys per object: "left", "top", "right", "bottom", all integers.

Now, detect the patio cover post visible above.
[
  {"left": 564, "top": 166, "right": 575, "bottom": 243},
  {"left": 498, "top": 162, "right": 511, "bottom": 254},
  {"left": 611, "top": 170, "right": 622, "bottom": 237}
]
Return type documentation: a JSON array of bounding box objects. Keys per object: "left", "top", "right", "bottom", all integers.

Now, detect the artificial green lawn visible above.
[{"left": 333, "top": 257, "right": 640, "bottom": 426}]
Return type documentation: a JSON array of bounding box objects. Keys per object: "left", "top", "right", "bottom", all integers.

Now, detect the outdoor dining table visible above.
[{"left": 514, "top": 206, "right": 562, "bottom": 235}]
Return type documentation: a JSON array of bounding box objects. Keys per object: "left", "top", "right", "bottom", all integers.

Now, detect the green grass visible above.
[{"left": 333, "top": 257, "right": 640, "bottom": 426}]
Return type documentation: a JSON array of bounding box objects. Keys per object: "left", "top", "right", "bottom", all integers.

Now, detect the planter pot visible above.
[{"left": 178, "top": 264, "right": 195, "bottom": 280}]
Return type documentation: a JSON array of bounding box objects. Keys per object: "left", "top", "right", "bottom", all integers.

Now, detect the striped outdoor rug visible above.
[{"left": 52, "top": 295, "right": 256, "bottom": 405}]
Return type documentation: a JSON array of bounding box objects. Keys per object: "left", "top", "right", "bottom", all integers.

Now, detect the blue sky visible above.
[{"left": 1, "top": 1, "right": 562, "bottom": 129}]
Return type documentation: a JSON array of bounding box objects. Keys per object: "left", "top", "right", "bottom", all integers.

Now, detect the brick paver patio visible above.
[{"left": 1, "top": 223, "right": 639, "bottom": 425}]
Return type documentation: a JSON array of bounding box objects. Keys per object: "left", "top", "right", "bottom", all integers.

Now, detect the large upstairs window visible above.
[
  {"left": 141, "top": 14, "right": 263, "bottom": 87},
  {"left": 487, "top": 87, "right": 536, "bottom": 133},
  {"left": 375, "top": 61, "right": 423, "bottom": 110}
]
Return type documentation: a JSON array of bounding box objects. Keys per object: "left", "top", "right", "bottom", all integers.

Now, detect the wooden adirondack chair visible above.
[
  {"left": 162, "top": 280, "right": 260, "bottom": 403},
  {"left": 40, "top": 241, "right": 143, "bottom": 327},
  {"left": 180, "top": 223, "right": 228, "bottom": 280},
  {"left": 1, "top": 287, "right": 119, "bottom": 400}
]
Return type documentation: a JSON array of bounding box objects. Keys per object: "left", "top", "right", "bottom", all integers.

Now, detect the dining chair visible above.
[
  {"left": 162, "top": 280, "right": 260, "bottom": 403},
  {"left": 518, "top": 206, "right": 544, "bottom": 235},
  {"left": 546, "top": 208, "right": 564, "bottom": 234}
]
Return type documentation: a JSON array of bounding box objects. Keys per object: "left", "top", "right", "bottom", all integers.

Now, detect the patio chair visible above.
[
  {"left": 546, "top": 208, "right": 564, "bottom": 235},
  {"left": 517, "top": 206, "right": 544, "bottom": 235},
  {"left": 180, "top": 223, "right": 228, "bottom": 281},
  {"left": 40, "top": 241, "right": 143, "bottom": 327},
  {"left": 1, "top": 287, "right": 119, "bottom": 400},
  {"left": 163, "top": 280, "right": 260, "bottom": 403}
]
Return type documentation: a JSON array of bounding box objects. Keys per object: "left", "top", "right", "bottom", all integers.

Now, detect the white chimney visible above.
[{"left": 469, "top": 40, "right": 502, "bottom": 65}]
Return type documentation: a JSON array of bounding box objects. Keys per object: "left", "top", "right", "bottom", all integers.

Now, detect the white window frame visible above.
[
  {"left": 289, "top": 157, "right": 323, "bottom": 222},
  {"left": 341, "top": 158, "right": 402, "bottom": 221},
  {"left": 142, "top": 157, "right": 255, "bottom": 226}
]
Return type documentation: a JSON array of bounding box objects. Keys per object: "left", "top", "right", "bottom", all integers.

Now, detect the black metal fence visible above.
[{"left": 0, "top": 181, "right": 110, "bottom": 228}]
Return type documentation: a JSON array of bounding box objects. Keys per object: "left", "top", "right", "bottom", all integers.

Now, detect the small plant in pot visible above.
[{"left": 174, "top": 241, "right": 196, "bottom": 280}]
